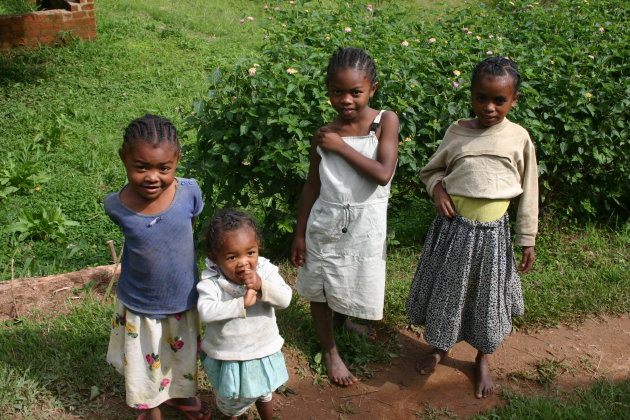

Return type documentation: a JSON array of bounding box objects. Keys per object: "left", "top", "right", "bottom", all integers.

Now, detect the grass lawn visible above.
[{"left": 0, "top": 0, "right": 628, "bottom": 418}]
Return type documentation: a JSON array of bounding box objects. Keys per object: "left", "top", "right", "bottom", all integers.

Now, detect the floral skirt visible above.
[
  {"left": 107, "top": 300, "right": 200, "bottom": 409},
  {"left": 406, "top": 214, "right": 524, "bottom": 354}
]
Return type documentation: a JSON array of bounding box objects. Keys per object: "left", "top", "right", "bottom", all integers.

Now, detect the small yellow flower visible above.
[
  {"left": 344, "top": 27, "right": 352, "bottom": 33},
  {"left": 453, "top": 70, "right": 461, "bottom": 76},
  {"left": 126, "top": 322, "right": 137, "bottom": 334},
  {"left": 286, "top": 68, "right": 298, "bottom": 74},
  {"left": 428, "top": 37, "right": 436, "bottom": 43},
  {"left": 34, "top": 186, "right": 40, "bottom": 191},
  {"left": 325, "top": 36, "right": 330, "bottom": 41},
  {"left": 401, "top": 40, "right": 409, "bottom": 47},
  {"left": 404, "top": 137, "right": 412, "bottom": 142},
  {"left": 254, "top": 63, "right": 260, "bottom": 67},
  {"left": 585, "top": 92, "right": 593, "bottom": 98}
]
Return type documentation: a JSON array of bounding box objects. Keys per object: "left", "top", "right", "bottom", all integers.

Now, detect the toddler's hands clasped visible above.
[
  {"left": 243, "top": 289, "right": 258, "bottom": 307},
  {"left": 239, "top": 268, "right": 262, "bottom": 291}
]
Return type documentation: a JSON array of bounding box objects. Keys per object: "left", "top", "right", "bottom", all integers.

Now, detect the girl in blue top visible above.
[{"left": 105, "top": 115, "right": 210, "bottom": 420}]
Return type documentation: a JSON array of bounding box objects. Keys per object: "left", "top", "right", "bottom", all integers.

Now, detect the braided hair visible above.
[
  {"left": 206, "top": 209, "right": 263, "bottom": 257},
  {"left": 471, "top": 56, "right": 521, "bottom": 93},
  {"left": 326, "top": 47, "right": 377, "bottom": 84},
  {"left": 120, "top": 114, "right": 180, "bottom": 156}
]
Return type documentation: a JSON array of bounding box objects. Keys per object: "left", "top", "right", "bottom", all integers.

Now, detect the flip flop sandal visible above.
[{"left": 164, "top": 397, "right": 211, "bottom": 420}]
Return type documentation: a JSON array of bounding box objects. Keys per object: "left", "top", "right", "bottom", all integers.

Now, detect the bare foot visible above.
[
  {"left": 342, "top": 318, "right": 377, "bottom": 339},
  {"left": 416, "top": 348, "right": 448, "bottom": 374},
  {"left": 322, "top": 349, "right": 358, "bottom": 386},
  {"left": 475, "top": 352, "right": 495, "bottom": 398}
]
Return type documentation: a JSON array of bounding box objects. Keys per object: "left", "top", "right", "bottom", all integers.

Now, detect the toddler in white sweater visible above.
[{"left": 198, "top": 209, "right": 291, "bottom": 420}]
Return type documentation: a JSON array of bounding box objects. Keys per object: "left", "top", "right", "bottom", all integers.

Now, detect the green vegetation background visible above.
[{"left": 0, "top": 0, "right": 628, "bottom": 418}]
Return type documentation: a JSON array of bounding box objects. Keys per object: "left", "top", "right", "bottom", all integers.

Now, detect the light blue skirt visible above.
[{"left": 201, "top": 350, "right": 288, "bottom": 400}]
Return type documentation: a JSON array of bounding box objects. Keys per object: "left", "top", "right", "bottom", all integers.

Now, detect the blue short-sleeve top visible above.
[{"left": 104, "top": 177, "right": 204, "bottom": 317}]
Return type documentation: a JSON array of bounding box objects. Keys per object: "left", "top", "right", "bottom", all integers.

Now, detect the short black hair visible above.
[
  {"left": 471, "top": 56, "right": 521, "bottom": 94},
  {"left": 326, "top": 47, "right": 377, "bottom": 84},
  {"left": 205, "top": 208, "right": 262, "bottom": 257},
  {"left": 120, "top": 114, "right": 180, "bottom": 156}
]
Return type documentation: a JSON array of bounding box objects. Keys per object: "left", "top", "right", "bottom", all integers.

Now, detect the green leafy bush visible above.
[
  {"left": 7, "top": 206, "right": 79, "bottom": 242},
  {"left": 186, "top": 0, "right": 629, "bottom": 252}
]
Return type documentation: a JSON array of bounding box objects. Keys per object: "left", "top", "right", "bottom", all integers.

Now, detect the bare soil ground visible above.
[{"left": 1, "top": 266, "right": 628, "bottom": 419}]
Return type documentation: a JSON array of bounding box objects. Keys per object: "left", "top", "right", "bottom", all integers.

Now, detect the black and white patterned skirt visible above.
[{"left": 406, "top": 213, "right": 524, "bottom": 354}]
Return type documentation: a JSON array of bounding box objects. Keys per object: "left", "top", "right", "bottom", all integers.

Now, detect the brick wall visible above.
[{"left": 0, "top": 0, "right": 96, "bottom": 50}]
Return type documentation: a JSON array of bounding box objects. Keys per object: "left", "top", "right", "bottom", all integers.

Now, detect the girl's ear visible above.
[
  {"left": 369, "top": 81, "right": 379, "bottom": 98},
  {"left": 511, "top": 91, "right": 520, "bottom": 106}
]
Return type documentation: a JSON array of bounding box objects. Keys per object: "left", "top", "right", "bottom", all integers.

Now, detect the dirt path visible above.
[
  {"left": 276, "top": 315, "right": 629, "bottom": 419},
  {"left": 1, "top": 268, "right": 628, "bottom": 419}
]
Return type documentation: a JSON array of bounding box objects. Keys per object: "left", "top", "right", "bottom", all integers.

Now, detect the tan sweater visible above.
[{"left": 420, "top": 118, "right": 538, "bottom": 246}]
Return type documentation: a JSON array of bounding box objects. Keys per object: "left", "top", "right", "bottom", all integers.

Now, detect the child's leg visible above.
[
  {"left": 475, "top": 351, "right": 495, "bottom": 398},
  {"left": 333, "top": 312, "right": 376, "bottom": 339},
  {"left": 416, "top": 347, "right": 449, "bottom": 374},
  {"left": 255, "top": 399, "right": 273, "bottom": 420},
  {"left": 311, "top": 301, "right": 358, "bottom": 386},
  {"left": 138, "top": 407, "right": 162, "bottom": 420}
]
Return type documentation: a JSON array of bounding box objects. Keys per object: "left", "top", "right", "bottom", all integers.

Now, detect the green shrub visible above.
[{"left": 185, "top": 0, "right": 629, "bottom": 253}]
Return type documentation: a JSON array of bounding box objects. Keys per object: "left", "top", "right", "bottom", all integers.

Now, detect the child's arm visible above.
[
  {"left": 291, "top": 135, "right": 322, "bottom": 267},
  {"left": 258, "top": 261, "right": 292, "bottom": 309},
  {"left": 515, "top": 137, "right": 539, "bottom": 273},
  {"left": 197, "top": 279, "right": 248, "bottom": 323},
  {"left": 317, "top": 111, "right": 399, "bottom": 186}
]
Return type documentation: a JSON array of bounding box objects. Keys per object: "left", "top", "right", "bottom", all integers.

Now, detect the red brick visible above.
[{"left": 81, "top": 3, "right": 95, "bottom": 11}]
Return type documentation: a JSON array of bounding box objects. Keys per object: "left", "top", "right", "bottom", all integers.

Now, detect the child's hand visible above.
[
  {"left": 243, "top": 289, "right": 258, "bottom": 307},
  {"left": 433, "top": 183, "right": 457, "bottom": 218},
  {"left": 241, "top": 268, "right": 262, "bottom": 291},
  {"left": 517, "top": 246, "right": 536, "bottom": 273},
  {"left": 291, "top": 236, "right": 306, "bottom": 267},
  {"left": 315, "top": 127, "right": 345, "bottom": 153}
]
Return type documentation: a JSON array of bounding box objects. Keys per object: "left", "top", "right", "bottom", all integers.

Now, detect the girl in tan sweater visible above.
[{"left": 406, "top": 56, "right": 538, "bottom": 399}]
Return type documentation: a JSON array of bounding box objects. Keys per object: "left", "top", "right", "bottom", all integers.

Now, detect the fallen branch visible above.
[
  {"left": 339, "top": 390, "right": 379, "bottom": 398},
  {"left": 102, "top": 240, "right": 123, "bottom": 302},
  {"left": 9, "top": 259, "right": 19, "bottom": 319}
]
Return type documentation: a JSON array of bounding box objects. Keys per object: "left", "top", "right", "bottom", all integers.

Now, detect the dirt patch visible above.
[
  {"left": 275, "top": 316, "right": 629, "bottom": 419},
  {"left": 1, "top": 269, "right": 628, "bottom": 419}
]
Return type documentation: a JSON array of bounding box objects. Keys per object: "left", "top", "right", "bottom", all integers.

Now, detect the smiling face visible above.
[
  {"left": 210, "top": 227, "right": 259, "bottom": 284},
  {"left": 470, "top": 73, "right": 518, "bottom": 128},
  {"left": 120, "top": 142, "right": 179, "bottom": 207},
  {"left": 327, "top": 67, "right": 377, "bottom": 121}
]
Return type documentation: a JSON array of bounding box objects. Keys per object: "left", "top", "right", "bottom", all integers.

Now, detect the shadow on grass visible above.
[
  {"left": 0, "top": 296, "right": 128, "bottom": 419},
  {"left": 0, "top": 48, "right": 58, "bottom": 88}
]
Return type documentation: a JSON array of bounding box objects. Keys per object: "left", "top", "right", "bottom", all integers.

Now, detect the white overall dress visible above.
[{"left": 297, "top": 110, "right": 392, "bottom": 320}]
